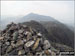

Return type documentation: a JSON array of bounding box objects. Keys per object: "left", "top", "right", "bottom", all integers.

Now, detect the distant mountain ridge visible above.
[
  {"left": 18, "top": 13, "right": 57, "bottom": 23},
  {"left": 1, "top": 13, "right": 74, "bottom": 30}
]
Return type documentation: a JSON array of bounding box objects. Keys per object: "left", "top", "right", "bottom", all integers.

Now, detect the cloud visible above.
[{"left": 1, "top": 1, "right": 74, "bottom": 26}]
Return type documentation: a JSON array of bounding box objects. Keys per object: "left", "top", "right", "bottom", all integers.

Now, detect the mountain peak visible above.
[
  {"left": 28, "top": 13, "right": 37, "bottom": 15},
  {"left": 22, "top": 13, "right": 57, "bottom": 22}
]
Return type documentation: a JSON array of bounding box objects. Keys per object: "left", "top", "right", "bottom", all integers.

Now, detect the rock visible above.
[
  {"left": 5, "top": 42, "right": 10, "bottom": 46},
  {"left": 43, "top": 40, "right": 51, "bottom": 50},
  {"left": 13, "top": 31, "right": 18, "bottom": 40},
  {"left": 23, "top": 38, "right": 27, "bottom": 43},
  {"left": 27, "top": 52, "right": 33, "bottom": 56},
  {"left": 19, "top": 34, "right": 24, "bottom": 38},
  {"left": 25, "top": 31, "right": 32, "bottom": 41},
  {"left": 32, "top": 38, "right": 40, "bottom": 50},
  {"left": 18, "top": 29, "right": 24, "bottom": 34},
  {"left": 1, "top": 46, "right": 8, "bottom": 55},
  {"left": 8, "top": 25, "right": 15, "bottom": 31},
  {"left": 6, "top": 46, "right": 13, "bottom": 53},
  {"left": 0, "top": 37, "right": 4, "bottom": 40},
  {"left": 24, "top": 31, "right": 29, "bottom": 35},
  {"left": 25, "top": 40, "right": 35, "bottom": 47},
  {"left": 35, "top": 47, "right": 42, "bottom": 52},
  {"left": 22, "top": 25, "right": 27, "bottom": 28},
  {"left": 36, "top": 52, "right": 43, "bottom": 56},
  {"left": 51, "top": 51, "right": 56, "bottom": 56},
  {"left": 17, "top": 46, "right": 23, "bottom": 51},
  {"left": 16, "top": 39, "right": 24, "bottom": 47},
  {"left": 44, "top": 50, "right": 51, "bottom": 55},
  {"left": 8, "top": 49, "right": 18, "bottom": 55},
  {"left": 29, "top": 27, "right": 34, "bottom": 34},
  {"left": 33, "top": 36, "right": 37, "bottom": 40},
  {"left": 24, "top": 45, "right": 30, "bottom": 53},
  {"left": 37, "top": 33, "right": 42, "bottom": 37},
  {"left": 11, "top": 41, "right": 16, "bottom": 48},
  {"left": 18, "top": 49, "right": 25, "bottom": 55}
]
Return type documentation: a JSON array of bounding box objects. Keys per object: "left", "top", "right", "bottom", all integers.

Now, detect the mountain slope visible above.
[
  {"left": 40, "top": 21, "right": 74, "bottom": 48},
  {"left": 20, "top": 20, "right": 74, "bottom": 48},
  {"left": 18, "top": 13, "right": 74, "bottom": 48}
]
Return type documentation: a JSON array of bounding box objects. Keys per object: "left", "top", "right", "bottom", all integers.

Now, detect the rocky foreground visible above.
[{"left": 0, "top": 22, "right": 60, "bottom": 56}]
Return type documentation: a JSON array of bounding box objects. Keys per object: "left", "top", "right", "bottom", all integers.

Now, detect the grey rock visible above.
[
  {"left": 15, "top": 39, "right": 24, "bottom": 47},
  {"left": 12, "top": 31, "right": 18, "bottom": 40},
  {"left": 5, "top": 42, "right": 10, "bottom": 45},
  {"left": 18, "top": 49, "right": 25, "bottom": 55},
  {"left": 24, "top": 45, "right": 30, "bottom": 53},
  {"left": 35, "top": 47, "right": 42, "bottom": 52},
  {"left": 18, "top": 29, "right": 24, "bottom": 34},
  {"left": 43, "top": 40, "right": 51, "bottom": 50},
  {"left": 25, "top": 40, "right": 35, "bottom": 47}
]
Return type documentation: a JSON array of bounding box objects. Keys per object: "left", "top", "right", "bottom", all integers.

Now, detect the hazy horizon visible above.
[{"left": 1, "top": 1, "right": 74, "bottom": 27}]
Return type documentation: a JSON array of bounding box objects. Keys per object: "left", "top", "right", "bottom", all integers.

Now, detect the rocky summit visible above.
[{"left": 0, "top": 22, "right": 58, "bottom": 56}]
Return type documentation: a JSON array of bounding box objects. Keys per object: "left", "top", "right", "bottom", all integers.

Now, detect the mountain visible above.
[
  {"left": 18, "top": 13, "right": 57, "bottom": 23},
  {"left": 65, "top": 24, "right": 74, "bottom": 31},
  {"left": 1, "top": 13, "right": 74, "bottom": 48},
  {"left": 40, "top": 21, "right": 74, "bottom": 48},
  {"left": 20, "top": 13, "right": 74, "bottom": 48},
  {"left": 21, "top": 20, "right": 74, "bottom": 48},
  {"left": 19, "top": 20, "right": 74, "bottom": 50},
  {"left": 0, "top": 13, "right": 56, "bottom": 30}
]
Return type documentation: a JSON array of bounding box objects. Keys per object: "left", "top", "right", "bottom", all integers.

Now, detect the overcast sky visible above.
[{"left": 1, "top": 1, "right": 74, "bottom": 26}]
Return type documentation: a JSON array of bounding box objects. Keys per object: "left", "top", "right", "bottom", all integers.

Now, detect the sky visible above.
[{"left": 1, "top": 1, "right": 74, "bottom": 26}]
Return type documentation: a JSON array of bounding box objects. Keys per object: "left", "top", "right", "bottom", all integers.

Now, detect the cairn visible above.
[{"left": 0, "top": 22, "right": 56, "bottom": 56}]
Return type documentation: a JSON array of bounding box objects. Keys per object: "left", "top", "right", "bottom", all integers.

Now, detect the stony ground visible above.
[{"left": 0, "top": 22, "right": 58, "bottom": 56}]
